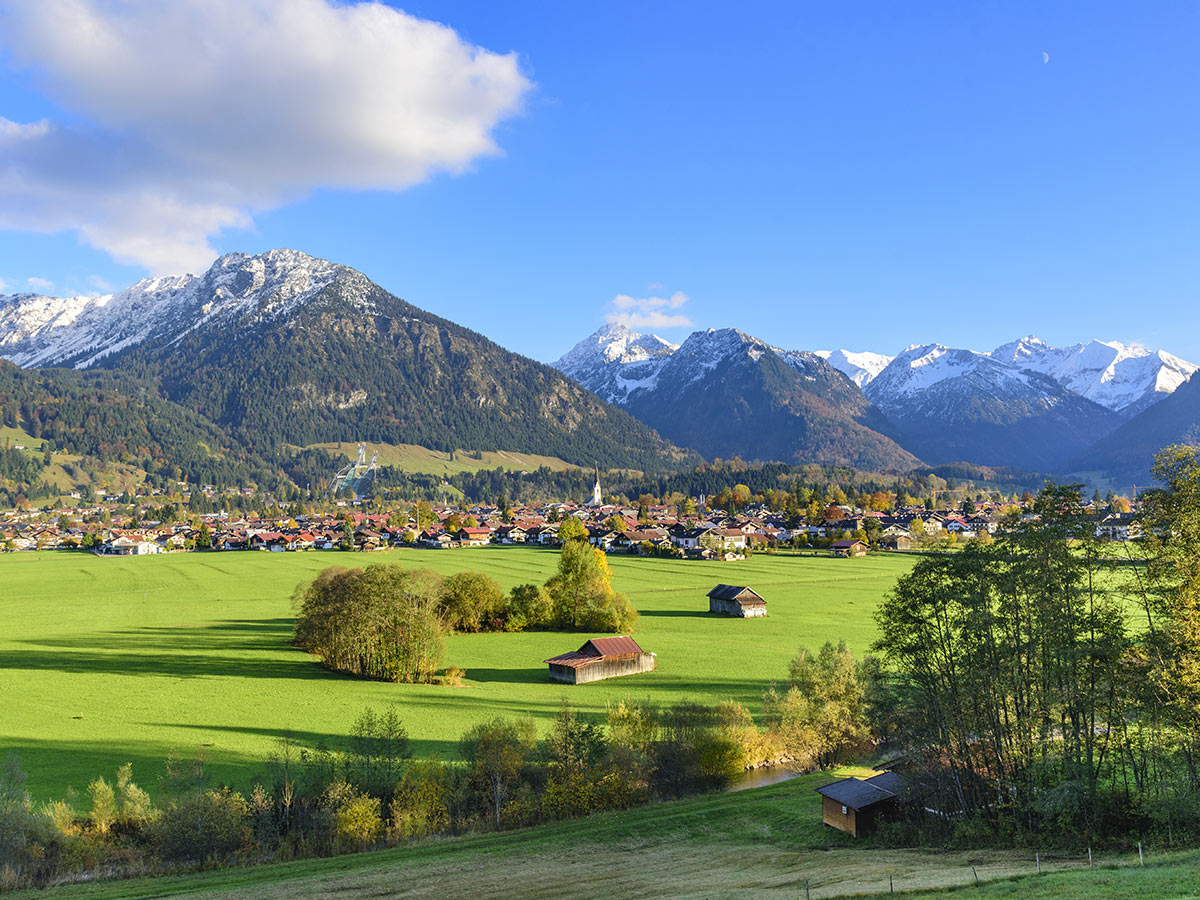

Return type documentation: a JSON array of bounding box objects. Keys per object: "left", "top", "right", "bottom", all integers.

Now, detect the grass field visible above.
[
  {"left": 301, "top": 441, "right": 582, "bottom": 476},
  {"left": 0, "top": 547, "right": 912, "bottom": 800},
  {"left": 12, "top": 771, "right": 1179, "bottom": 900}
]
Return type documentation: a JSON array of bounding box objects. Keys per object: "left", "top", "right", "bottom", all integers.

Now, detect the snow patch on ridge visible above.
[{"left": 0, "top": 249, "right": 353, "bottom": 368}]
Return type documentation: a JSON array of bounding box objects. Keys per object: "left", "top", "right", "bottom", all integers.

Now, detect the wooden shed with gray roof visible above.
[
  {"left": 706, "top": 584, "right": 767, "bottom": 617},
  {"left": 545, "top": 636, "right": 656, "bottom": 684},
  {"left": 814, "top": 773, "right": 900, "bottom": 837}
]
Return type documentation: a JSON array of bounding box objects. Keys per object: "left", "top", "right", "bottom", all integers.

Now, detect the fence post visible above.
[
  {"left": 972, "top": 866, "right": 978, "bottom": 884},
  {"left": 805, "top": 878, "right": 810, "bottom": 900},
  {"left": 1036, "top": 852, "right": 1041, "bottom": 874},
  {"left": 889, "top": 873, "right": 894, "bottom": 893},
  {"left": 1138, "top": 842, "right": 1144, "bottom": 866},
  {"left": 1088, "top": 847, "right": 1093, "bottom": 868}
]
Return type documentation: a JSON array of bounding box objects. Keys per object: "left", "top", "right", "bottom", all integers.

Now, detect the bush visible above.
[
  {"left": 329, "top": 788, "right": 381, "bottom": 852},
  {"left": 390, "top": 760, "right": 450, "bottom": 839},
  {"left": 87, "top": 777, "right": 117, "bottom": 836},
  {"left": 150, "top": 789, "right": 249, "bottom": 862}
]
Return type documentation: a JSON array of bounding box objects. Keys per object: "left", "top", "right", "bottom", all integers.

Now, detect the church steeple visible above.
[{"left": 588, "top": 466, "right": 602, "bottom": 506}]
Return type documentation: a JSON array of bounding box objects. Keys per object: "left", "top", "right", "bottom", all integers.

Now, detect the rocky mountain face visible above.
[
  {"left": 863, "top": 344, "right": 1124, "bottom": 471},
  {"left": 0, "top": 251, "right": 698, "bottom": 473},
  {"left": 558, "top": 326, "right": 921, "bottom": 471}
]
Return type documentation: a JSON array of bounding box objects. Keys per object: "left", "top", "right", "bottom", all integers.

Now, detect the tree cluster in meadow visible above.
[
  {"left": 292, "top": 542, "right": 638, "bottom": 683},
  {"left": 870, "top": 446, "right": 1200, "bottom": 844}
]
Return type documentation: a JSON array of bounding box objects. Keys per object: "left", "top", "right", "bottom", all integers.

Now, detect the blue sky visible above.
[{"left": 0, "top": 1, "right": 1197, "bottom": 362}]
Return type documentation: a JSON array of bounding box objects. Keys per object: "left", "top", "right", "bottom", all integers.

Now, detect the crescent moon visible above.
[{"left": 1042, "top": 51, "right": 1050, "bottom": 63}]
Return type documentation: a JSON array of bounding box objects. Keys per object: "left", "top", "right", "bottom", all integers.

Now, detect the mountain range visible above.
[
  {"left": 555, "top": 323, "right": 1200, "bottom": 484},
  {"left": 0, "top": 250, "right": 697, "bottom": 479},
  {"left": 5, "top": 250, "right": 1200, "bottom": 491}
]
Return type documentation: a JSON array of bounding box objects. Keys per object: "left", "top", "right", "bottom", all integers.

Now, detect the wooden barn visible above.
[
  {"left": 814, "top": 773, "right": 900, "bottom": 837},
  {"left": 831, "top": 539, "right": 868, "bottom": 558},
  {"left": 706, "top": 584, "right": 767, "bottom": 617},
  {"left": 545, "top": 636, "right": 656, "bottom": 684}
]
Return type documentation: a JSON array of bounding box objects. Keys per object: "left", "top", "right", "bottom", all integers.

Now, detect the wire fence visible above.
[{"left": 797, "top": 843, "right": 1155, "bottom": 898}]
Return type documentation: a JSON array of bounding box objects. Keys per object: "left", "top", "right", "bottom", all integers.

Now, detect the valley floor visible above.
[{"left": 1, "top": 546, "right": 910, "bottom": 799}]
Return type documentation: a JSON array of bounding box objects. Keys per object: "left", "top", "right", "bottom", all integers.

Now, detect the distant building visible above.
[
  {"left": 706, "top": 584, "right": 767, "bottom": 617},
  {"left": 815, "top": 773, "right": 901, "bottom": 837},
  {"left": 545, "top": 636, "right": 656, "bottom": 684},
  {"left": 830, "top": 539, "right": 868, "bottom": 558}
]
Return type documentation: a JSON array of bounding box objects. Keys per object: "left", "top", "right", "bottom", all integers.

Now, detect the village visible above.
[{"left": 0, "top": 470, "right": 1143, "bottom": 556}]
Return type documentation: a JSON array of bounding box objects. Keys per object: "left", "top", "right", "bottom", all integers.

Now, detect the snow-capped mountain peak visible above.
[
  {"left": 815, "top": 348, "right": 894, "bottom": 386},
  {"left": 867, "top": 343, "right": 1009, "bottom": 400},
  {"left": 989, "top": 335, "right": 1197, "bottom": 415},
  {"left": 0, "top": 249, "right": 356, "bottom": 368},
  {"left": 553, "top": 322, "right": 679, "bottom": 404}
]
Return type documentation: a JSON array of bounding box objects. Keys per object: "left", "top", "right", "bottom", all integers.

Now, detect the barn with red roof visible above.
[{"left": 545, "top": 636, "right": 656, "bottom": 684}]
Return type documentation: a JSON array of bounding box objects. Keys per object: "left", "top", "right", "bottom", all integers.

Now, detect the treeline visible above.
[
  {"left": 0, "top": 694, "right": 794, "bottom": 890},
  {"left": 871, "top": 446, "right": 1200, "bottom": 844},
  {"left": 292, "top": 545, "right": 637, "bottom": 683},
  {"left": 360, "top": 457, "right": 1045, "bottom": 510}
]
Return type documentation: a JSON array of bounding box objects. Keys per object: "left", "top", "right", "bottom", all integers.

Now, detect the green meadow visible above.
[{"left": 0, "top": 547, "right": 913, "bottom": 800}]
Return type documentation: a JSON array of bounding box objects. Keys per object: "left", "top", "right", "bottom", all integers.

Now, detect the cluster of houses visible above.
[{"left": 0, "top": 488, "right": 1142, "bottom": 556}]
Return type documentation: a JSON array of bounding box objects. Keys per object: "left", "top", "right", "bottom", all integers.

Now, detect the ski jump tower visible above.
[{"left": 328, "top": 443, "right": 378, "bottom": 500}]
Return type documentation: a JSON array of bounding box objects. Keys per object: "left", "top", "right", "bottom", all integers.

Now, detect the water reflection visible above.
[{"left": 729, "top": 764, "right": 802, "bottom": 792}]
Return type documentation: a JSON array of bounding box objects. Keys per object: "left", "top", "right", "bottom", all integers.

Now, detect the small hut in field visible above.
[
  {"left": 814, "top": 773, "right": 900, "bottom": 837},
  {"left": 706, "top": 584, "right": 767, "bottom": 617},
  {"left": 831, "top": 539, "right": 868, "bottom": 558},
  {"left": 545, "top": 636, "right": 656, "bottom": 684}
]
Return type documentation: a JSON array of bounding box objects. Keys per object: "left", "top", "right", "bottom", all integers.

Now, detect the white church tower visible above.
[{"left": 587, "top": 467, "right": 603, "bottom": 507}]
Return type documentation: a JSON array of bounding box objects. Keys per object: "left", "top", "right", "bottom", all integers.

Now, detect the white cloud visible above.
[
  {"left": 605, "top": 290, "right": 692, "bottom": 329},
  {"left": 26, "top": 276, "right": 53, "bottom": 290},
  {"left": 0, "top": 0, "right": 532, "bottom": 274}
]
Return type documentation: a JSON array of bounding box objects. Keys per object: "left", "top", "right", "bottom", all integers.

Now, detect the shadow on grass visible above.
[
  {"left": 17, "top": 617, "right": 297, "bottom": 653},
  {"left": 4, "top": 620, "right": 333, "bottom": 681},
  {"left": 146, "top": 722, "right": 459, "bottom": 759},
  {"left": 465, "top": 666, "right": 548, "bottom": 685},
  {"left": 0, "top": 647, "right": 333, "bottom": 680}
]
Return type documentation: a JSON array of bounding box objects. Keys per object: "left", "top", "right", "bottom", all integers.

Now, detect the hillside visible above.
[
  {"left": 1066, "top": 371, "right": 1200, "bottom": 487},
  {"left": 0, "top": 251, "right": 698, "bottom": 475},
  {"left": 14, "top": 773, "right": 1175, "bottom": 900},
  {"left": 302, "top": 441, "right": 581, "bottom": 476},
  {"left": 0, "top": 361, "right": 281, "bottom": 502}
]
